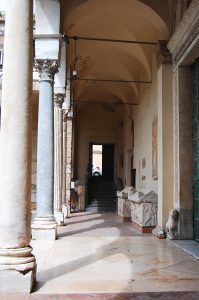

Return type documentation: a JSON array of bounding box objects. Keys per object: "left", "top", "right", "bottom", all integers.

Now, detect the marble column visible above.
[
  {"left": 54, "top": 93, "right": 64, "bottom": 225},
  {"left": 31, "top": 60, "right": 58, "bottom": 240},
  {"left": 0, "top": 0, "right": 36, "bottom": 293}
]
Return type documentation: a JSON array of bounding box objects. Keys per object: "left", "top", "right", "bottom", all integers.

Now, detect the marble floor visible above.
[{"left": 28, "top": 212, "right": 199, "bottom": 298}]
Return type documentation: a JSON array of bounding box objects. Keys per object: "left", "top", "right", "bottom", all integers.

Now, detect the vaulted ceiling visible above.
[{"left": 60, "top": 0, "right": 172, "bottom": 113}]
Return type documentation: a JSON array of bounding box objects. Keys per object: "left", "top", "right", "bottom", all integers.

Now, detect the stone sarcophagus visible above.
[
  {"left": 130, "top": 191, "right": 158, "bottom": 233},
  {"left": 117, "top": 186, "right": 135, "bottom": 221}
]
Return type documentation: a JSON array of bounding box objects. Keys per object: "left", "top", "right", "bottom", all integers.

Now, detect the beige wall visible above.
[
  {"left": 75, "top": 57, "right": 160, "bottom": 195},
  {"left": 76, "top": 102, "right": 124, "bottom": 184},
  {"left": 133, "top": 56, "right": 158, "bottom": 193}
]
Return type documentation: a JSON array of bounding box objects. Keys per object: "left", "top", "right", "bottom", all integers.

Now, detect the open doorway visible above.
[
  {"left": 89, "top": 143, "right": 115, "bottom": 181},
  {"left": 92, "top": 145, "right": 103, "bottom": 176}
]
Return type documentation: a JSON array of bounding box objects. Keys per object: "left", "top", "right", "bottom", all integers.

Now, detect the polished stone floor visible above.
[{"left": 28, "top": 211, "right": 199, "bottom": 298}]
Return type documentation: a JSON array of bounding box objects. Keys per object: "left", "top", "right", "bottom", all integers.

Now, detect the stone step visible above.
[
  {"left": 89, "top": 200, "right": 117, "bottom": 204},
  {"left": 87, "top": 207, "right": 117, "bottom": 212}
]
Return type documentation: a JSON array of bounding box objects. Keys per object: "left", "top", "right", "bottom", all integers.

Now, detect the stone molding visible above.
[
  {"left": 54, "top": 93, "right": 64, "bottom": 108},
  {"left": 63, "top": 110, "right": 68, "bottom": 123},
  {"left": 167, "top": 0, "right": 199, "bottom": 67},
  {"left": 155, "top": 40, "right": 172, "bottom": 69},
  {"left": 34, "top": 59, "right": 58, "bottom": 81},
  {"left": 0, "top": 246, "right": 36, "bottom": 272}
]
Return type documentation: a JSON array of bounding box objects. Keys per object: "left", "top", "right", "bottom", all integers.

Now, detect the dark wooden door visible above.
[
  {"left": 102, "top": 144, "right": 114, "bottom": 180},
  {"left": 192, "top": 58, "right": 199, "bottom": 241}
]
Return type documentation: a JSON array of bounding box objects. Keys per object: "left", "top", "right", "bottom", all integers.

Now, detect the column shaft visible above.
[
  {"left": 54, "top": 94, "right": 64, "bottom": 225},
  {"left": 37, "top": 80, "right": 54, "bottom": 216},
  {"left": 62, "top": 111, "right": 67, "bottom": 206},
  {"left": 32, "top": 60, "right": 58, "bottom": 240},
  {"left": 65, "top": 116, "right": 73, "bottom": 204},
  {"left": 0, "top": 0, "right": 36, "bottom": 293}
]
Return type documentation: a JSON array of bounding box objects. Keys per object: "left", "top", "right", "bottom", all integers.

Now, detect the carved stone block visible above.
[
  {"left": 130, "top": 191, "right": 158, "bottom": 229},
  {"left": 166, "top": 209, "right": 179, "bottom": 239},
  {"left": 117, "top": 198, "right": 131, "bottom": 220}
]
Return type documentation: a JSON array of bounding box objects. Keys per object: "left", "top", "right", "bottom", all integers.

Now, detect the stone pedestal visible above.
[
  {"left": 117, "top": 198, "right": 131, "bottom": 222},
  {"left": 0, "top": 246, "right": 36, "bottom": 293}
]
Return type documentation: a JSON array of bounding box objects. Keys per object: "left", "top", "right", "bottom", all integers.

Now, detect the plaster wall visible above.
[
  {"left": 122, "top": 115, "right": 134, "bottom": 186},
  {"left": 76, "top": 103, "right": 124, "bottom": 184},
  {"left": 133, "top": 57, "right": 158, "bottom": 193}
]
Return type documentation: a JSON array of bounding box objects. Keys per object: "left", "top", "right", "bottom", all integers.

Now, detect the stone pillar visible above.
[
  {"left": 54, "top": 93, "right": 64, "bottom": 225},
  {"left": 153, "top": 42, "right": 174, "bottom": 239},
  {"left": 62, "top": 110, "right": 69, "bottom": 218},
  {"left": 172, "top": 66, "right": 193, "bottom": 239},
  {"left": 65, "top": 114, "right": 74, "bottom": 204},
  {"left": 0, "top": 0, "right": 36, "bottom": 293},
  {"left": 31, "top": 60, "right": 58, "bottom": 240}
]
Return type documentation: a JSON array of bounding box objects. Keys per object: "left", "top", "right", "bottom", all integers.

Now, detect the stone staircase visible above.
[{"left": 87, "top": 179, "right": 117, "bottom": 212}]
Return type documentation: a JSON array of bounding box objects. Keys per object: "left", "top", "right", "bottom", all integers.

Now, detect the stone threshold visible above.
[{"left": 171, "top": 239, "right": 199, "bottom": 260}]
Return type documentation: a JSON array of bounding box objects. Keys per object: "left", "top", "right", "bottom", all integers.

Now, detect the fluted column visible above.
[
  {"left": 0, "top": 0, "right": 36, "bottom": 293},
  {"left": 54, "top": 93, "right": 64, "bottom": 225},
  {"left": 31, "top": 60, "right": 58, "bottom": 240}
]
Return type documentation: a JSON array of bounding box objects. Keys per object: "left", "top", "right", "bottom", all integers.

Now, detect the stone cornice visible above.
[
  {"left": 34, "top": 59, "right": 58, "bottom": 81},
  {"left": 155, "top": 40, "right": 172, "bottom": 69},
  {"left": 167, "top": 0, "right": 199, "bottom": 67}
]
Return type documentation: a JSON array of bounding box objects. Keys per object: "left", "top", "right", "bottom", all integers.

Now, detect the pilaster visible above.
[
  {"left": 152, "top": 42, "right": 173, "bottom": 239},
  {"left": 65, "top": 113, "right": 74, "bottom": 205}
]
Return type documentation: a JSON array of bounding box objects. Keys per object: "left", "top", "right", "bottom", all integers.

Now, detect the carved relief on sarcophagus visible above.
[
  {"left": 130, "top": 191, "right": 158, "bottom": 228},
  {"left": 117, "top": 186, "right": 135, "bottom": 219}
]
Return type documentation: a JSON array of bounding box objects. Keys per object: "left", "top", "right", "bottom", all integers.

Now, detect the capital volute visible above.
[
  {"left": 34, "top": 59, "right": 58, "bottom": 81},
  {"left": 54, "top": 93, "right": 64, "bottom": 108},
  {"left": 155, "top": 41, "right": 172, "bottom": 68}
]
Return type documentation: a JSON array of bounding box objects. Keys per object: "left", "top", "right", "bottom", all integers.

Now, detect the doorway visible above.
[{"left": 89, "top": 143, "right": 115, "bottom": 181}]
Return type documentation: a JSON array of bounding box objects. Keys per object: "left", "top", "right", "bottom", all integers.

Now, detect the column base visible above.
[
  {"left": 54, "top": 211, "right": 64, "bottom": 226},
  {"left": 0, "top": 268, "right": 36, "bottom": 293},
  {"left": 0, "top": 246, "right": 36, "bottom": 293},
  {"left": 152, "top": 225, "right": 166, "bottom": 239},
  {"left": 31, "top": 217, "right": 57, "bottom": 240},
  {"left": 62, "top": 204, "right": 70, "bottom": 219}
]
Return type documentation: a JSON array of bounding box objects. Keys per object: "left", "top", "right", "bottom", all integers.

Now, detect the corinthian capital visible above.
[
  {"left": 54, "top": 93, "right": 64, "bottom": 108},
  {"left": 34, "top": 59, "right": 58, "bottom": 81}
]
